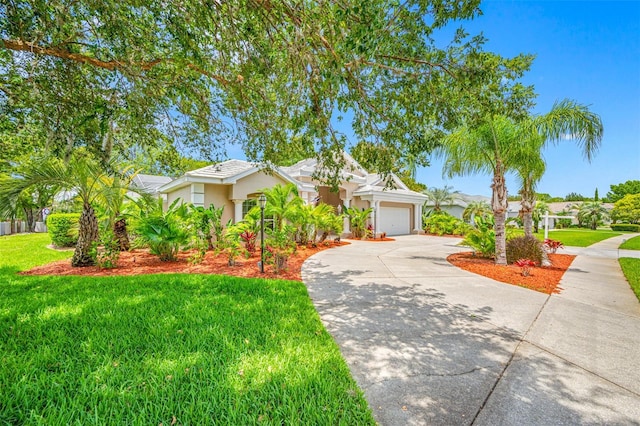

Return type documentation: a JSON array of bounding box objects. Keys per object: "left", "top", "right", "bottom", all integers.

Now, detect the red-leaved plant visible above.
[
  {"left": 239, "top": 230, "right": 257, "bottom": 254},
  {"left": 544, "top": 238, "right": 564, "bottom": 254},
  {"left": 515, "top": 258, "right": 536, "bottom": 276}
]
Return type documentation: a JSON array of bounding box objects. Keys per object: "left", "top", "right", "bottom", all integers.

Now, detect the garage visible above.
[{"left": 379, "top": 206, "right": 411, "bottom": 236}]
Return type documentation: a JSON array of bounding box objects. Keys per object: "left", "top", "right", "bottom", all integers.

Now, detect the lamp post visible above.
[{"left": 258, "top": 193, "right": 266, "bottom": 273}]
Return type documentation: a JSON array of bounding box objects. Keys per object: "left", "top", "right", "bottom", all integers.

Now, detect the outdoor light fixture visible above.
[{"left": 258, "top": 193, "right": 267, "bottom": 273}]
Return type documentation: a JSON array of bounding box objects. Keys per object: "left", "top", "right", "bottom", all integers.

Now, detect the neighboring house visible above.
[
  {"left": 157, "top": 153, "right": 427, "bottom": 236},
  {"left": 425, "top": 193, "right": 491, "bottom": 220},
  {"left": 131, "top": 174, "right": 174, "bottom": 196}
]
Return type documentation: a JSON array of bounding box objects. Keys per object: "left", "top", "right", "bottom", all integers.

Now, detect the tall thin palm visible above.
[
  {"left": 438, "top": 115, "right": 521, "bottom": 264},
  {"left": 0, "top": 154, "right": 112, "bottom": 266},
  {"left": 514, "top": 140, "right": 546, "bottom": 237},
  {"left": 517, "top": 100, "right": 603, "bottom": 236}
]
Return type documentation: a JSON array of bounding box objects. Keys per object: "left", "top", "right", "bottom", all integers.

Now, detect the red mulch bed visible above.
[
  {"left": 447, "top": 252, "right": 576, "bottom": 294},
  {"left": 22, "top": 241, "right": 349, "bottom": 282}
]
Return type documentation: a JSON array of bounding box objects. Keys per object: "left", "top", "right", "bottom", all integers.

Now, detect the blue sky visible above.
[{"left": 416, "top": 0, "right": 640, "bottom": 198}]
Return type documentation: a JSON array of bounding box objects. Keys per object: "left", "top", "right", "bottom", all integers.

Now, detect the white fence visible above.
[{"left": 0, "top": 222, "right": 47, "bottom": 236}]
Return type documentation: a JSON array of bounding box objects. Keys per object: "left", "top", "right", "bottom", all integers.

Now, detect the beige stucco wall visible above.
[
  {"left": 231, "top": 172, "right": 289, "bottom": 200},
  {"left": 203, "top": 185, "right": 234, "bottom": 224},
  {"left": 166, "top": 186, "right": 191, "bottom": 207},
  {"left": 351, "top": 197, "right": 371, "bottom": 210}
]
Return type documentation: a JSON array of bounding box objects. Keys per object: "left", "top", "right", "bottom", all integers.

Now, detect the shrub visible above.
[
  {"left": 47, "top": 213, "right": 80, "bottom": 247},
  {"left": 555, "top": 218, "right": 573, "bottom": 229},
  {"left": 94, "top": 230, "right": 121, "bottom": 269},
  {"left": 134, "top": 199, "right": 190, "bottom": 261},
  {"left": 345, "top": 207, "right": 373, "bottom": 239},
  {"left": 423, "top": 211, "right": 470, "bottom": 236},
  {"left": 611, "top": 223, "right": 640, "bottom": 232},
  {"left": 506, "top": 236, "right": 544, "bottom": 265},
  {"left": 461, "top": 215, "right": 495, "bottom": 258},
  {"left": 265, "top": 225, "right": 296, "bottom": 273}
]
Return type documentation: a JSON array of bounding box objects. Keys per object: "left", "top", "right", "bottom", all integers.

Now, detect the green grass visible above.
[
  {"left": 619, "top": 258, "right": 640, "bottom": 302},
  {"left": 533, "top": 229, "right": 622, "bottom": 247},
  {"left": 620, "top": 235, "right": 640, "bottom": 250},
  {"left": 0, "top": 234, "right": 374, "bottom": 425}
]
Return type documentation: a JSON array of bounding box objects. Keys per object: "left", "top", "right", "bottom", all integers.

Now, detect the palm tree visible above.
[
  {"left": 578, "top": 201, "right": 609, "bottom": 230},
  {"left": 516, "top": 100, "right": 603, "bottom": 237},
  {"left": 514, "top": 142, "right": 546, "bottom": 237},
  {"left": 439, "top": 100, "right": 602, "bottom": 265},
  {"left": 0, "top": 153, "right": 113, "bottom": 266},
  {"left": 262, "top": 183, "right": 302, "bottom": 231},
  {"left": 462, "top": 200, "right": 492, "bottom": 224},
  {"left": 532, "top": 201, "right": 549, "bottom": 234},
  {"left": 98, "top": 169, "right": 137, "bottom": 251},
  {"left": 423, "top": 185, "right": 459, "bottom": 212},
  {"left": 438, "top": 115, "right": 521, "bottom": 264}
]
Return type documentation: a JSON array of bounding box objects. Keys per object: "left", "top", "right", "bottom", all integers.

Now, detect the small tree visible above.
[
  {"left": 612, "top": 194, "right": 640, "bottom": 224},
  {"left": 606, "top": 180, "right": 640, "bottom": 203},
  {"left": 0, "top": 153, "right": 115, "bottom": 266},
  {"left": 532, "top": 201, "right": 549, "bottom": 234}
]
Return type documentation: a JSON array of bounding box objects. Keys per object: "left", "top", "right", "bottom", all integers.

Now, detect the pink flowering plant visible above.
[
  {"left": 544, "top": 238, "right": 564, "bottom": 254},
  {"left": 515, "top": 258, "right": 536, "bottom": 277}
]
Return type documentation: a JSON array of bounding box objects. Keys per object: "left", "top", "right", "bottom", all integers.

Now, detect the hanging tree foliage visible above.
[{"left": 1, "top": 1, "right": 534, "bottom": 184}]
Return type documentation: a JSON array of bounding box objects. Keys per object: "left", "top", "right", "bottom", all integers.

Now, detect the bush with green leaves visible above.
[
  {"left": 345, "top": 206, "right": 373, "bottom": 239},
  {"left": 506, "top": 235, "right": 544, "bottom": 265},
  {"left": 461, "top": 215, "right": 496, "bottom": 258},
  {"left": 611, "top": 223, "right": 640, "bottom": 232},
  {"left": 265, "top": 225, "right": 296, "bottom": 273},
  {"left": 46, "top": 213, "right": 80, "bottom": 247},
  {"left": 188, "top": 204, "right": 224, "bottom": 250},
  {"left": 94, "top": 230, "right": 121, "bottom": 269},
  {"left": 423, "top": 211, "right": 470, "bottom": 236},
  {"left": 133, "top": 198, "right": 190, "bottom": 261},
  {"left": 219, "top": 225, "right": 246, "bottom": 266}
]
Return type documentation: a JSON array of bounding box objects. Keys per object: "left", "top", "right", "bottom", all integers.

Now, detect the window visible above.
[{"left": 242, "top": 198, "right": 257, "bottom": 218}]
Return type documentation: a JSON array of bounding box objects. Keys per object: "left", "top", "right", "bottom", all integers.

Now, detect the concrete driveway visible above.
[{"left": 302, "top": 235, "right": 640, "bottom": 425}]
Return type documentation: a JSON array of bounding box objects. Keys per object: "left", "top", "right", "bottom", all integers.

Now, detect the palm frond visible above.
[{"left": 533, "top": 99, "right": 603, "bottom": 162}]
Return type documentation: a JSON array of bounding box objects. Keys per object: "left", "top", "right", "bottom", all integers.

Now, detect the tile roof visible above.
[
  {"left": 133, "top": 174, "right": 173, "bottom": 193},
  {"left": 186, "top": 159, "right": 256, "bottom": 179}
]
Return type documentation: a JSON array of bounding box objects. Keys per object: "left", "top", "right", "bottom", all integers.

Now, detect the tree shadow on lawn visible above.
[{"left": 301, "top": 257, "right": 633, "bottom": 425}]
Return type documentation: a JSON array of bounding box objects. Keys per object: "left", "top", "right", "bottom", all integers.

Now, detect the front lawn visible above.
[
  {"left": 619, "top": 258, "right": 640, "bottom": 302},
  {"left": 535, "top": 229, "right": 622, "bottom": 247},
  {"left": 0, "top": 234, "right": 374, "bottom": 424},
  {"left": 620, "top": 235, "right": 640, "bottom": 250}
]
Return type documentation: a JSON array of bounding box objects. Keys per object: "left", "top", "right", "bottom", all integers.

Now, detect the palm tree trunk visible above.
[
  {"left": 491, "top": 167, "right": 508, "bottom": 265},
  {"left": 72, "top": 203, "right": 99, "bottom": 266},
  {"left": 522, "top": 211, "right": 534, "bottom": 238},
  {"left": 113, "top": 217, "right": 130, "bottom": 251}
]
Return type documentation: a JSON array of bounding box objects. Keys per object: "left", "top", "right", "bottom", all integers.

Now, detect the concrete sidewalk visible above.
[{"left": 302, "top": 235, "right": 640, "bottom": 425}]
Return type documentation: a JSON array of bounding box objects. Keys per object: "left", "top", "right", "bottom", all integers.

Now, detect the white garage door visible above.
[{"left": 379, "top": 206, "right": 410, "bottom": 236}]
